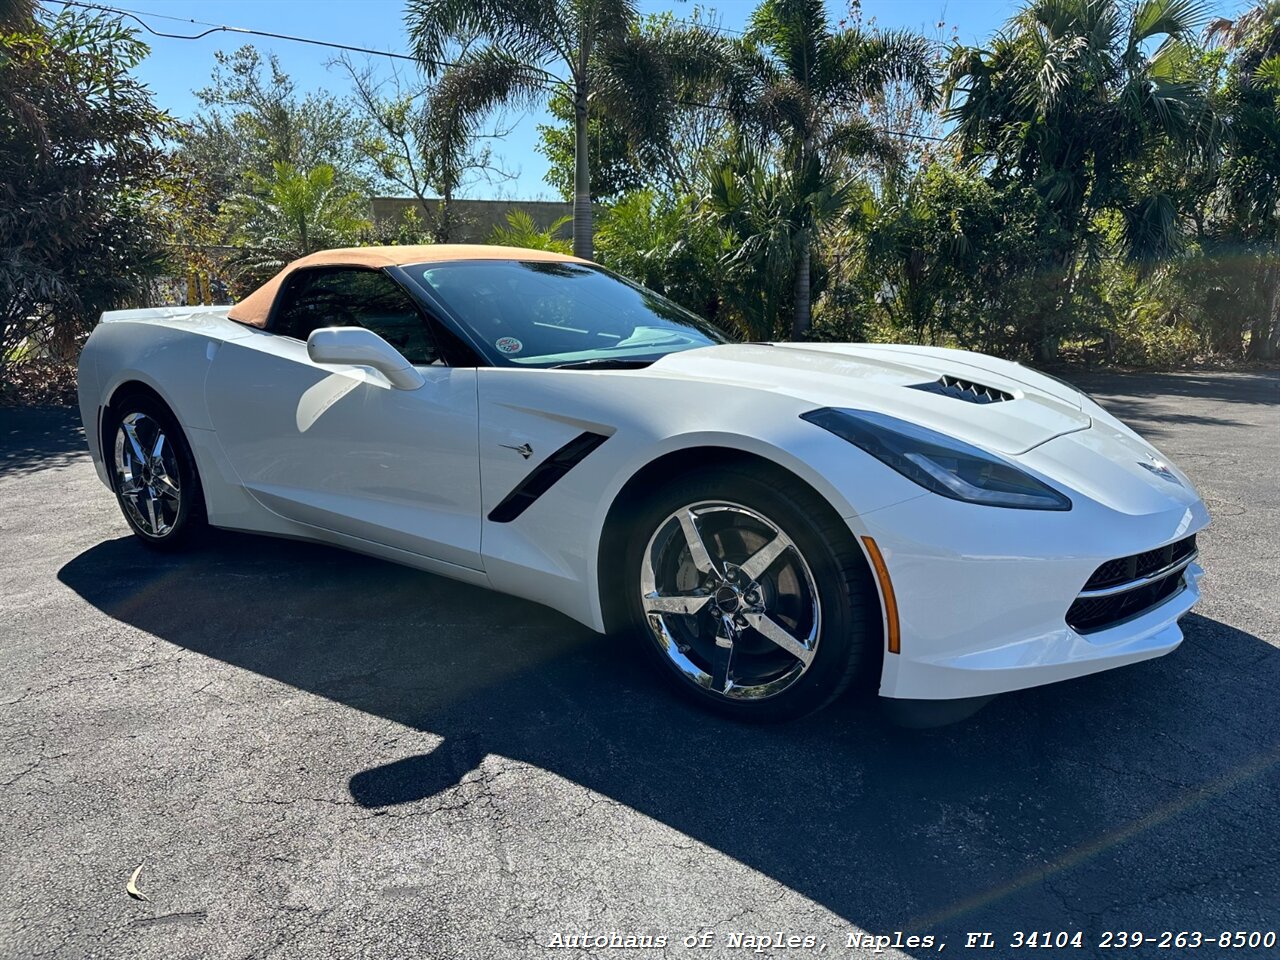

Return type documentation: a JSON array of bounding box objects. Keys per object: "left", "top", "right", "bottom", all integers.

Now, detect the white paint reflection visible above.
[
  {"left": 1173, "top": 507, "right": 1194, "bottom": 538},
  {"left": 296, "top": 369, "right": 367, "bottom": 433}
]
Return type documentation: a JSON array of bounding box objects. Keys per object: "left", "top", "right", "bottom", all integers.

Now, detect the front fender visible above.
[{"left": 480, "top": 414, "right": 923, "bottom": 633}]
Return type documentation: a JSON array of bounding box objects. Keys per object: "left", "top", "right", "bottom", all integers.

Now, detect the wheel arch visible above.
[
  {"left": 100, "top": 378, "right": 211, "bottom": 521},
  {"left": 100, "top": 379, "right": 174, "bottom": 460},
  {"left": 594, "top": 445, "right": 867, "bottom": 637}
]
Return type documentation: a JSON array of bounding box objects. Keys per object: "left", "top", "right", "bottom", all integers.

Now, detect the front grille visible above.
[
  {"left": 1083, "top": 535, "right": 1197, "bottom": 591},
  {"left": 1067, "top": 535, "right": 1198, "bottom": 634},
  {"left": 910, "top": 374, "right": 1015, "bottom": 404},
  {"left": 1067, "top": 572, "right": 1187, "bottom": 633}
]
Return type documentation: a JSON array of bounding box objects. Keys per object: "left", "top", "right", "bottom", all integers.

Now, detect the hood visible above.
[
  {"left": 1022, "top": 416, "right": 1205, "bottom": 516},
  {"left": 650, "top": 342, "right": 1091, "bottom": 456}
]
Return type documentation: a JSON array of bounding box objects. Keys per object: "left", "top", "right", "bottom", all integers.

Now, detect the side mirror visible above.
[{"left": 307, "top": 327, "right": 425, "bottom": 390}]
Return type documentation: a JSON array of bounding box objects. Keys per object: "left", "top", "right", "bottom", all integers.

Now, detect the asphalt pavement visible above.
[{"left": 1, "top": 369, "right": 1277, "bottom": 959}]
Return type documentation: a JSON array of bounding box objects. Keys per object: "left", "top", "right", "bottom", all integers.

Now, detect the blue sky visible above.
[{"left": 60, "top": 0, "right": 1241, "bottom": 200}]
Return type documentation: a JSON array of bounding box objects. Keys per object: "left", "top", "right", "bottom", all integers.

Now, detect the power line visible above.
[
  {"left": 51, "top": 0, "right": 952, "bottom": 145},
  {"left": 54, "top": 0, "right": 461, "bottom": 71}
]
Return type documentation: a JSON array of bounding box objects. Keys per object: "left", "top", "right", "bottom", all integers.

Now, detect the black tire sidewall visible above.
[
  {"left": 621, "top": 467, "right": 876, "bottom": 722},
  {"left": 105, "top": 393, "right": 204, "bottom": 550}
]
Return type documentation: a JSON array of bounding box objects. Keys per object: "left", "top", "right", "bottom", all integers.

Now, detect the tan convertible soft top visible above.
[{"left": 226, "top": 244, "right": 588, "bottom": 329}]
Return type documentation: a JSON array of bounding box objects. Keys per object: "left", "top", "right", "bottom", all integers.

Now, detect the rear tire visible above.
[
  {"left": 105, "top": 391, "right": 206, "bottom": 551},
  {"left": 621, "top": 465, "right": 880, "bottom": 722}
]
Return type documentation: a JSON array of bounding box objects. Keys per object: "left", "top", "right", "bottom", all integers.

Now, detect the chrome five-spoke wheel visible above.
[
  {"left": 640, "top": 501, "right": 821, "bottom": 701},
  {"left": 114, "top": 411, "right": 183, "bottom": 538}
]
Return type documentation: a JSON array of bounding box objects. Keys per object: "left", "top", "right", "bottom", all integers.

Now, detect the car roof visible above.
[{"left": 226, "top": 244, "right": 590, "bottom": 329}]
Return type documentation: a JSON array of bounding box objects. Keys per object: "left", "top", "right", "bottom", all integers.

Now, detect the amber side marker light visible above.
[{"left": 861, "top": 536, "right": 901, "bottom": 655}]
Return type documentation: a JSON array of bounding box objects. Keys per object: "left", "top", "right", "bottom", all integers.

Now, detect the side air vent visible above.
[
  {"left": 488, "top": 432, "right": 609, "bottom": 523},
  {"left": 910, "top": 375, "right": 1015, "bottom": 405}
]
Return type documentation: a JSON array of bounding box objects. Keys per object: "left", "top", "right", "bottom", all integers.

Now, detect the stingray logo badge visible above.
[{"left": 1138, "top": 454, "right": 1181, "bottom": 486}]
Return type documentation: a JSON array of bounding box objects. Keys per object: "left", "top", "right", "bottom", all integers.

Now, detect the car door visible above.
[{"left": 204, "top": 267, "right": 483, "bottom": 571}]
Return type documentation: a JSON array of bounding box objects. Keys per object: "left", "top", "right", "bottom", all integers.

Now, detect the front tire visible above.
[
  {"left": 622, "top": 465, "right": 880, "bottom": 721},
  {"left": 105, "top": 392, "right": 205, "bottom": 551}
]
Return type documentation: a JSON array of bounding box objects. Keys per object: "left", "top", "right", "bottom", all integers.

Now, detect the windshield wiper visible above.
[{"left": 551, "top": 358, "right": 656, "bottom": 370}]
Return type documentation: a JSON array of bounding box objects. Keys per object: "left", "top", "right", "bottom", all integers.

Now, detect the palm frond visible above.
[
  {"left": 747, "top": 0, "right": 828, "bottom": 89},
  {"left": 1205, "top": 1, "right": 1280, "bottom": 48},
  {"left": 1122, "top": 192, "right": 1182, "bottom": 264},
  {"left": 593, "top": 31, "right": 675, "bottom": 151},
  {"left": 593, "top": 24, "right": 730, "bottom": 154},
  {"left": 0, "top": 0, "right": 34, "bottom": 28},
  {"left": 221, "top": 161, "right": 370, "bottom": 282},
  {"left": 1031, "top": 33, "right": 1088, "bottom": 110},
  {"left": 586, "top": 0, "right": 640, "bottom": 46},
  {"left": 1131, "top": 0, "right": 1209, "bottom": 44},
  {"left": 405, "top": 0, "right": 564, "bottom": 75},
  {"left": 839, "top": 28, "right": 938, "bottom": 109},
  {"left": 488, "top": 209, "right": 571, "bottom": 252},
  {"left": 1255, "top": 53, "right": 1280, "bottom": 88},
  {"left": 427, "top": 46, "right": 550, "bottom": 149},
  {"left": 821, "top": 115, "right": 900, "bottom": 169},
  {"left": 1148, "top": 35, "right": 1195, "bottom": 79}
]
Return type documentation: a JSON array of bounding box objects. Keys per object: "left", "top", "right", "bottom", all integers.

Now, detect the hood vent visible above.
[{"left": 910, "top": 374, "right": 1015, "bottom": 405}]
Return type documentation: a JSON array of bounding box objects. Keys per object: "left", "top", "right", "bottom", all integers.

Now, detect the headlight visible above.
[{"left": 801, "top": 407, "right": 1072, "bottom": 511}]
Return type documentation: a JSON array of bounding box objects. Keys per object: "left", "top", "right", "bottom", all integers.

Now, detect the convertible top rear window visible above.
[{"left": 401, "top": 260, "right": 728, "bottom": 368}]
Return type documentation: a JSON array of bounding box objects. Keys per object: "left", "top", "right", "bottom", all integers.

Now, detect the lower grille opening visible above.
[
  {"left": 1084, "top": 534, "right": 1196, "bottom": 591},
  {"left": 1067, "top": 535, "right": 1198, "bottom": 634},
  {"left": 1067, "top": 570, "right": 1186, "bottom": 634}
]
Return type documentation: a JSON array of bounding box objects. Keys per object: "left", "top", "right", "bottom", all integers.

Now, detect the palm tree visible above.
[
  {"left": 1207, "top": 0, "right": 1280, "bottom": 53},
  {"left": 944, "top": 0, "right": 1218, "bottom": 356},
  {"left": 405, "top": 1, "right": 724, "bottom": 260},
  {"left": 727, "top": 0, "right": 935, "bottom": 338},
  {"left": 221, "top": 162, "right": 370, "bottom": 292},
  {"left": 704, "top": 144, "right": 856, "bottom": 340},
  {"left": 488, "top": 210, "right": 572, "bottom": 253},
  {"left": 0, "top": 0, "right": 35, "bottom": 29},
  {"left": 1206, "top": 1, "right": 1280, "bottom": 358},
  {"left": 948, "top": 0, "right": 1216, "bottom": 243},
  {"left": 594, "top": 188, "right": 721, "bottom": 315}
]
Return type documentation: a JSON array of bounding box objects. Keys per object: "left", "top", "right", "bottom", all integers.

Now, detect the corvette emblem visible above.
[
  {"left": 501, "top": 442, "right": 533, "bottom": 459},
  {"left": 1138, "top": 455, "right": 1181, "bottom": 486}
]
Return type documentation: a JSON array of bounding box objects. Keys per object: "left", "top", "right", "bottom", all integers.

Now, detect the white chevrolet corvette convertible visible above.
[{"left": 77, "top": 245, "right": 1209, "bottom": 721}]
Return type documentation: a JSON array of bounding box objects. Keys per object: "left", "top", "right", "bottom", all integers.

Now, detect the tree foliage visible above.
[
  {"left": 171, "top": 46, "right": 382, "bottom": 297},
  {"left": 721, "top": 0, "right": 936, "bottom": 337},
  {"left": 406, "top": 0, "right": 726, "bottom": 259},
  {"left": 1208, "top": 0, "right": 1280, "bottom": 358},
  {"left": 220, "top": 162, "right": 370, "bottom": 296},
  {"left": 1, "top": 10, "right": 170, "bottom": 383},
  {"left": 184, "top": 46, "right": 371, "bottom": 199},
  {"left": 535, "top": 10, "right": 737, "bottom": 203},
  {"left": 537, "top": 88, "right": 648, "bottom": 203},
  {"left": 337, "top": 54, "right": 516, "bottom": 242},
  {"left": 488, "top": 209, "right": 572, "bottom": 253},
  {"left": 595, "top": 189, "right": 722, "bottom": 319},
  {"left": 8, "top": 0, "right": 1280, "bottom": 401}
]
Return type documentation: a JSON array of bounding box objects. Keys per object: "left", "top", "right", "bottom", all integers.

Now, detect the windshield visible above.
[{"left": 402, "top": 260, "right": 728, "bottom": 367}]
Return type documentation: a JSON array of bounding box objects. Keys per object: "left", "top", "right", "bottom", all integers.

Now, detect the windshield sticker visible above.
[{"left": 495, "top": 337, "right": 523, "bottom": 355}]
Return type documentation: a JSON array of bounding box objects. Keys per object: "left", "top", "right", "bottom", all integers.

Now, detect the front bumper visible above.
[{"left": 851, "top": 477, "right": 1210, "bottom": 702}]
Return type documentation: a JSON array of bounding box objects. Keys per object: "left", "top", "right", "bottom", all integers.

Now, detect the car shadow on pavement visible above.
[{"left": 58, "top": 530, "right": 1280, "bottom": 942}]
